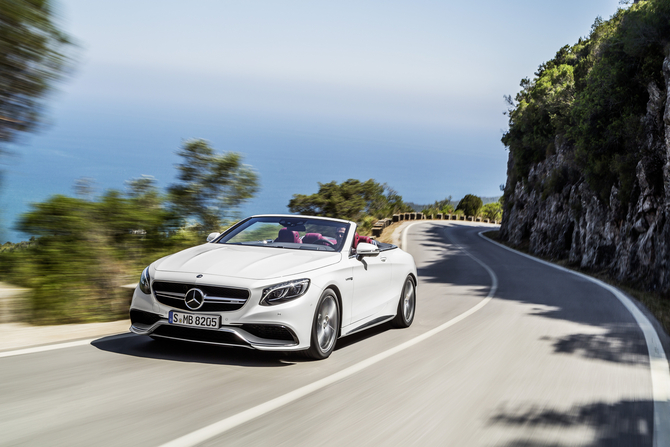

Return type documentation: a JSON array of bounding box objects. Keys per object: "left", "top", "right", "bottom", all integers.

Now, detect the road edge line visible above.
[
  {"left": 0, "top": 332, "right": 134, "bottom": 359},
  {"left": 479, "top": 231, "right": 670, "bottom": 447},
  {"left": 0, "top": 338, "right": 97, "bottom": 358}
]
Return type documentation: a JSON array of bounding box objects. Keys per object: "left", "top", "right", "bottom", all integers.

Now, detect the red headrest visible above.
[
  {"left": 358, "top": 236, "right": 373, "bottom": 245},
  {"left": 276, "top": 228, "right": 300, "bottom": 243},
  {"left": 302, "top": 233, "right": 322, "bottom": 244}
]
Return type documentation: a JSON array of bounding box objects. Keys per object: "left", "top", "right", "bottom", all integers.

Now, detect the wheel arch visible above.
[
  {"left": 398, "top": 272, "right": 417, "bottom": 308},
  {"left": 408, "top": 272, "right": 417, "bottom": 289},
  {"left": 324, "top": 284, "right": 343, "bottom": 337}
]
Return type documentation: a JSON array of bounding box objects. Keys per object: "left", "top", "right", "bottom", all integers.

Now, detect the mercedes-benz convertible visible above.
[{"left": 129, "top": 214, "right": 417, "bottom": 359}]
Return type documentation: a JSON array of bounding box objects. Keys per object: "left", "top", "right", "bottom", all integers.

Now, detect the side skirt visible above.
[{"left": 342, "top": 315, "right": 394, "bottom": 338}]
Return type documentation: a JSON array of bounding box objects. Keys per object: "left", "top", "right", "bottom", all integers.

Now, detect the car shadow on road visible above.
[
  {"left": 488, "top": 398, "right": 653, "bottom": 446},
  {"left": 91, "top": 324, "right": 397, "bottom": 366},
  {"left": 91, "top": 333, "right": 295, "bottom": 367}
]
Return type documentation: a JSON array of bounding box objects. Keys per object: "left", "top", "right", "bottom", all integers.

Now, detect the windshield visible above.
[{"left": 217, "top": 216, "right": 351, "bottom": 252}]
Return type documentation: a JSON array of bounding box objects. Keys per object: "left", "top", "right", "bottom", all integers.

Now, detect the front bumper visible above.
[
  {"left": 129, "top": 309, "right": 299, "bottom": 350},
  {"left": 128, "top": 271, "right": 320, "bottom": 351}
]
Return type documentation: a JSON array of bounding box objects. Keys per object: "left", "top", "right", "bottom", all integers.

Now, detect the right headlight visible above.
[
  {"left": 139, "top": 266, "right": 151, "bottom": 295},
  {"left": 260, "top": 279, "right": 310, "bottom": 306}
]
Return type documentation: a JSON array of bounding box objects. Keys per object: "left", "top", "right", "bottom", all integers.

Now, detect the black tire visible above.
[
  {"left": 305, "top": 289, "right": 340, "bottom": 360},
  {"left": 391, "top": 276, "right": 415, "bottom": 328}
]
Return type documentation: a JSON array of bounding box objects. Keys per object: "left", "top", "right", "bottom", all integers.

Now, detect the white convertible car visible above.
[{"left": 129, "top": 214, "right": 417, "bottom": 359}]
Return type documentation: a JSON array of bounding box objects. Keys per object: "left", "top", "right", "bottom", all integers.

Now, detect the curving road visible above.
[{"left": 1, "top": 221, "right": 668, "bottom": 446}]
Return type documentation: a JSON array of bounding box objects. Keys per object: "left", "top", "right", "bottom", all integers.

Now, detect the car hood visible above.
[{"left": 154, "top": 244, "right": 342, "bottom": 280}]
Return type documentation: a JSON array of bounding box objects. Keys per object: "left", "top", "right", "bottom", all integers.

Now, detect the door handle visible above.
[{"left": 381, "top": 257, "right": 387, "bottom": 262}]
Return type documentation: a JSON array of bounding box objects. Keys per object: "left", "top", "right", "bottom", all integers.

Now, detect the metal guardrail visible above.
[{"left": 374, "top": 213, "right": 500, "bottom": 237}]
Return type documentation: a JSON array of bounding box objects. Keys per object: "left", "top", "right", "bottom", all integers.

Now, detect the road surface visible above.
[{"left": 1, "top": 221, "right": 667, "bottom": 446}]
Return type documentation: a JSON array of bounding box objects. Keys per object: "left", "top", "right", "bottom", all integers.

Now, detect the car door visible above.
[{"left": 348, "top": 250, "right": 392, "bottom": 324}]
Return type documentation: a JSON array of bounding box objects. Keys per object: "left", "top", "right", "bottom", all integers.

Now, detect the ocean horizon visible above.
[{"left": 0, "top": 94, "right": 508, "bottom": 244}]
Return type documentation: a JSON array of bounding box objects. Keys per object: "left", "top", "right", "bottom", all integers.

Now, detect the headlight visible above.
[
  {"left": 139, "top": 266, "right": 151, "bottom": 295},
  {"left": 261, "top": 279, "right": 310, "bottom": 306}
]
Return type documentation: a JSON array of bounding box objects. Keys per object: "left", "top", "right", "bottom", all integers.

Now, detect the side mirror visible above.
[
  {"left": 207, "top": 232, "right": 221, "bottom": 243},
  {"left": 356, "top": 242, "right": 380, "bottom": 257}
]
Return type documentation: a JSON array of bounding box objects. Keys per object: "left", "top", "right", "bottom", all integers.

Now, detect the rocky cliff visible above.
[{"left": 500, "top": 52, "right": 670, "bottom": 295}]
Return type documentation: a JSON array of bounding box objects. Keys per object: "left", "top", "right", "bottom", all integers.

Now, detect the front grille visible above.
[
  {"left": 152, "top": 325, "right": 248, "bottom": 346},
  {"left": 152, "top": 281, "right": 249, "bottom": 312},
  {"left": 130, "top": 309, "right": 161, "bottom": 326},
  {"left": 241, "top": 324, "right": 297, "bottom": 342}
]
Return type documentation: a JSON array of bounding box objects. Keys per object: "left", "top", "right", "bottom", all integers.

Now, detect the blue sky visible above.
[{"left": 1, "top": 0, "right": 623, "bottom": 242}]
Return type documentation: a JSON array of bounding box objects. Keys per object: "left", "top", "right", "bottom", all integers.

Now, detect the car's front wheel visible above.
[
  {"left": 391, "top": 276, "right": 415, "bottom": 328},
  {"left": 305, "top": 289, "right": 339, "bottom": 360}
]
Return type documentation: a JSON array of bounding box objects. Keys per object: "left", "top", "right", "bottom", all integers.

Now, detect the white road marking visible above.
[
  {"left": 0, "top": 333, "right": 134, "bottom": 359},
  {"left": 160, "top": 223, "right": 498, "bottom": 447},
  {"left": 0, "top": 339, "right": 97, "bottom": 358},
  {"left": 481, "top": 231, "right": 670, "bottom": 447}
]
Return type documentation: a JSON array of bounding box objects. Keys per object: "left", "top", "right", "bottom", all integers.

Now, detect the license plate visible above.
[{"left": 169, "top": 311, "right": 220, "bottom": 329}]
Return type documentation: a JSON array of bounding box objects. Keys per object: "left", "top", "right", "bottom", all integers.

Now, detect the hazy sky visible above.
[
  {"left": 1, "top": 0, "right": 623, "bottom": 242},
  {"left": 59, "top": 0, "right": 621, "bottom": 129}
]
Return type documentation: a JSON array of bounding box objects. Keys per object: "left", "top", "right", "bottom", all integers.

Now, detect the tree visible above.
[
  {"left": 368, "top": 184, "right": 413, "bottom": 218},
  {"left": 441, "top": 203, "right": 455, "bottom": 214},
  {"left": 481, "top": 202, "right": 503, "bottom": 221},
  {"left": 421, "top": 196, "right": 454, "bottom": 216},
  {"left": 288, "top": 179, "right": 409, "bottom": 221},
  {"left": 168, "top": 139, "right": 259, "bottom": 231},
  {"left": 9, "top": 181, "right": 176, "bottom": 323},
  {"left": 0, "top": 0, "right": 74, "bottom": 145},
  {"left": 456, "top": 194, "right": 483, "bottom": 217}
]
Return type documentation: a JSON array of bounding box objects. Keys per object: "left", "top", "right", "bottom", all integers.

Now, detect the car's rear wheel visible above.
[
  {"left": 305, "top": 289, "right": 339, "bottom": 360},
  {"left": 391, "top": 276, "right": 415, "bottom": 328}
]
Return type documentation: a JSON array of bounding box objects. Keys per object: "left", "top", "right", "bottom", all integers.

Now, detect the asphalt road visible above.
[{"left": 1, "top": 221, "right": 667, "bottom": 446}]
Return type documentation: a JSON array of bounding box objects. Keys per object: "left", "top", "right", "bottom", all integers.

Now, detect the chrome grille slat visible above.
[
  {"left": 152, "top": 281, "right": 250, "bottom": 312},
  {"left": 157, "top": 291, "right": 184, "bottom": 298},
  {"left": 205, "top": 297, "right": 247, "bottom": 304}
]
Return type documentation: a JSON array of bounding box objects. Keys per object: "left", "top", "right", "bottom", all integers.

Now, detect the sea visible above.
[{"left": 0, "top": 97, "right": 508, "bottom": 244}]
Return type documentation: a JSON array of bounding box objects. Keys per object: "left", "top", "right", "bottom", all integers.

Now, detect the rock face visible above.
[{"left": 500, "top": 54, "right": 670, "bottom": 295}]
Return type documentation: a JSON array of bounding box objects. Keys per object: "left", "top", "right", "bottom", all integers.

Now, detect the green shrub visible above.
[{"left": 456, "top": 194, "right": 483, "bottom": 217}]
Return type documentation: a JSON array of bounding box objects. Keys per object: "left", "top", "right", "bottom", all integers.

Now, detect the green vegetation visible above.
[
  {"left": 0, "top": 141, "right": 258, "bottom": 324},
  {"left": 456, "top": 194, "right": 483, "bottom": 217},
  {"left": 168, "top": 139, "right": 259, "bottom": 231},
  {"left": 502, "top": 0, "right": 670, "bottom": 204},
  {"left": 0, "top": 0, "right": 74, "bottom": 147},
  {"left": 288, "top": 179, "right": 413, "bottom": 230},
  {"left": 420, "top": 197, "right": 455, "bottom": 216},
  {"left": 481, "top": 202, "right": 503, "bottom": 221}
]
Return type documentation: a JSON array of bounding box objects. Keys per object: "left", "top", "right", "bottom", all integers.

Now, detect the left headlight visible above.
[
  {"left": 139, "top": 266, "right": 151, "bottom": 295},
  {"left": 261, "top": 279, "right": 310, "bottom": 306}
]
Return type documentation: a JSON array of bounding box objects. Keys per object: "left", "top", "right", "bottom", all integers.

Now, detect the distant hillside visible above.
[{"left": 500, "top": 0, "right": 670, "bottom": 294}]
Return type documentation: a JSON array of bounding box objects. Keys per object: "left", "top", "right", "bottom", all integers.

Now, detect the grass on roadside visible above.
[
  {"left": 376, "top": 221, "right": 405, "bottom": 245},
  {"left": 482, "top": 230, "right": 670, "bottom": 336}
]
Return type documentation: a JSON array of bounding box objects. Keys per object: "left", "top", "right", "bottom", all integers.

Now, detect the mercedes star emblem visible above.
[{"left": 184, "top": 288, "right": 206, "bottom": 310}]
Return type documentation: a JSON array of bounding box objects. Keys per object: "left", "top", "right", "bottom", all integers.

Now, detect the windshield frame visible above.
[{"left": 214, "top": 215, "right": 352, "bottom": 253}]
